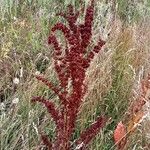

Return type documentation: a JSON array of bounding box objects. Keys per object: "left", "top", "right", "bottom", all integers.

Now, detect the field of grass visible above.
[{"left": 1, "top": 0, "right": 150, "bottom": 149}]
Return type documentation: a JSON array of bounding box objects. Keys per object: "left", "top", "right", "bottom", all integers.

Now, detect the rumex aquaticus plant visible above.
[{"left": 31, "top": 0, "right": 106, "bottom": 149}]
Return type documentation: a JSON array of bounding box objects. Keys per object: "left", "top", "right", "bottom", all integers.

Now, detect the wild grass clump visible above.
[{"left": 1, "top": 0, "right": 150, "bottom": 150}]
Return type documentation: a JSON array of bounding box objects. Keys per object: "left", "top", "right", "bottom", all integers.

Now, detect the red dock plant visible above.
[{"left": 32, "top": 0, "right": 106, "bottom": 149}]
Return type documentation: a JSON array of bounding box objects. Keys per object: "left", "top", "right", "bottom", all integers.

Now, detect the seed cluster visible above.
[{"left": 32, "top": 0, "right": 106, "bottom": 149}]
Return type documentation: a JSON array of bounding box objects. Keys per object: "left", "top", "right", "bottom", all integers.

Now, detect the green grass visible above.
[{"left": 1, "top": 0, "right": 150, "bottom": 150}]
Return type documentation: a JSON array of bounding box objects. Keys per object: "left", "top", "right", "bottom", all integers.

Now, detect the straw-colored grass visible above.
[{"left": 1, "top": 0, "right": 150, "bottom": 149}]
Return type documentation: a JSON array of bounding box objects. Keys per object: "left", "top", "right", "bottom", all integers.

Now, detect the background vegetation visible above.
[{"left": 1, "top": 0, "right": 150, "bottom": 149}]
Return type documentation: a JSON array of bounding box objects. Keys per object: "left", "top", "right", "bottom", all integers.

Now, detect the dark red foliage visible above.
[
  {"left": 31, "top": 96, "right": 60, "bottom": 124},
  {"left": 32, "top": 0, "right": 106, "bottom": 149},
  {"left": 75, "top": 116, "right": 107, "bottom": 150},
  {"left": 41, "top": 134, "right": 52, "bottom": 150}
]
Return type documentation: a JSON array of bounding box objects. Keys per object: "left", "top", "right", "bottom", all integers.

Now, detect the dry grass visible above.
[{"left": 1, "top": 0, "right": 150, "bottom": 150}]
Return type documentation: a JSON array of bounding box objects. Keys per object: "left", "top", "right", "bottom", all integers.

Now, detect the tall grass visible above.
[{"left": 1, "top": 0, "right": 150, "bottom": 149}]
